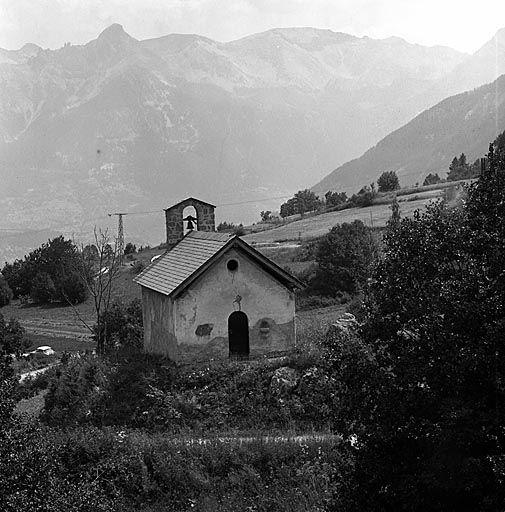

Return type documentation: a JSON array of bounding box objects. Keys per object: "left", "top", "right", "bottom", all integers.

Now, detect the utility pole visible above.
[{"left": 108, "top": 212, "right": 127, "bottom": 265}]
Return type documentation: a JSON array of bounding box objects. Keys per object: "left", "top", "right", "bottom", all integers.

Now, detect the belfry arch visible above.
[{"left": 164, "top": 197, "right": 216, "bottom": 248}]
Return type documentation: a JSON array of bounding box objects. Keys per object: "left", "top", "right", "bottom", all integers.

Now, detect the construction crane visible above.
[{"left": 108, "top": 212, "right": 128, "bottom": 264}]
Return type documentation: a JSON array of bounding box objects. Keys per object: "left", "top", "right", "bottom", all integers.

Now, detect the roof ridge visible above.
[{"left": 134, "top": 232, "right": 304, "bottom": 297}]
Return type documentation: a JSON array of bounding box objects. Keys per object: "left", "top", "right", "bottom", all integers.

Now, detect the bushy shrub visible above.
[
  {"left": 130, "top": 260, "right": 145, "bottom": 274},
  {"left": 0, "top": 277, "right": 13, "bottom": 307},
  {"left": 308, "top": 220, "right": 377, "bottom": 297},
  {"left": 41, "top": 353, "right": 110, "bottom": 427},
  {"left": 93, "top": 299, "right": 143, "bottom": 352}
]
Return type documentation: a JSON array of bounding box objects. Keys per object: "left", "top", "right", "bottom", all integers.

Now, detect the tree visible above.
[
  {"left": 260, "top": 210, "right": 273, "bottom": 222},
  {"left": 0, "top": 313, "right": 29, "bottom": 358},
  {"left": 387, "top": 197, "right": 401, "bottom": 230},
  {"left": 0, "top": 278, "right": 13, "bottom": 307},
  {"left": 82, "top": 244, "right": 99, "bottom": 261},
  {"left": 377, "top": 171, "right": 400, "bottom": 192},
  {"left": 30, "top": 272, "right": 57, "bottom": 304},
  {"left": 447, "top": 152, "right": 480, "bottom": 181},
  {"left": 60, "top": 272, "right": 88, "bottom": 305},
  {"left": 72, "top": 229, "right": 122, "bottom": 354},
  {"left": 422, "top": 172, "right": 442, "bottom": 186},
  {"left": 93, "top": 299, "right": 143, "bottom": 353},
  {"left": 1, "top": 236, "right": 83, "bottom": 303},
  {"left": 1, "top": 259, "right": 35, "bottom": 299},
  {"left": 310, "top": 220, "right": 377, "bottom": 296},
  {"left": 280, "top": 190, "right": 322, "bottom": 217},
  {"left": 327, "top": 134, "right": 505, "bottom": 511},
  {"left": 217, "top": 221, "right": 237, "bottom": 232},
  {"left": 325, "top": 190, "right": 348, "bottom": 208},
  {"left": 124, "top": 243, "right": 136, "bottom": 255}
]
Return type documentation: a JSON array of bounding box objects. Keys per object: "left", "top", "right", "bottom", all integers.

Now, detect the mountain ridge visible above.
[
  {"left": 0, "top": 24, "right": 502, "bottom": 262},
  {"left": 312, "top": 73, "right": 505, "bottom": 194}
]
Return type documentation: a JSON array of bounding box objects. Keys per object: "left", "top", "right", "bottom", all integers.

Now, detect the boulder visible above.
[
  {"left": 326, "top": 312, "right": 358, "bottom": 339},
  {"left": 270, "top": 366, "right": 299, "bottom": 395}
]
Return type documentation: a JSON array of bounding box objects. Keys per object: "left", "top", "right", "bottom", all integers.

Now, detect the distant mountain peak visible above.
[{"left": 97, "top": 23, "right": 136, "bottom": 43}]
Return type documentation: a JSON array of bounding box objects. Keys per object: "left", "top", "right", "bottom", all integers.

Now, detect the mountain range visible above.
[
  {"left": 313, "top": 73, "right": 505, "bottom": 194},
  {"left": 0, "top": 24, "right": 504, "bottom": 261}
]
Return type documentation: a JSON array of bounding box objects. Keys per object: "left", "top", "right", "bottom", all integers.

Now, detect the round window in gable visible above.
[{"left": 227, "top": 259, "right": 239, "bottom": 271}]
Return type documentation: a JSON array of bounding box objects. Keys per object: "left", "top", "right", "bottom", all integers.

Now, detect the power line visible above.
[
  {"left": 108, "top": 213, "right": 127, "bottom": 263},
  {"left": 0, "top": 168, "right": 450, "bottom": 235}
]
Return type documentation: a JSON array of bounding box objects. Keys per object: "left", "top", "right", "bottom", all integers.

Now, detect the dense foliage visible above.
[
  {"left": 324, "top": 190, "right": 348, "bottom": 208},
  {"left": 326, "top": 136, "right": 505, "bottom": 511},
  {"left": 0, "top": 422, "right": 345, "bottom": 512},
  {"left": 40, "top": 346, "right": 338, "bottom": 433},
  {"left": 1, "top": 236, "right": 87, "bottom": 304}
]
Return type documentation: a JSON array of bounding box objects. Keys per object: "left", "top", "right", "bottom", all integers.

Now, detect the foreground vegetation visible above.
[{"left": 1, "top": 134, "right": 505, "bottom": 510}]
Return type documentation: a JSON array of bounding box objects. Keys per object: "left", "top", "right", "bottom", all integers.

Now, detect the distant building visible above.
[{"left": 134, "top": 197, "right": 304, "bottom": 363}]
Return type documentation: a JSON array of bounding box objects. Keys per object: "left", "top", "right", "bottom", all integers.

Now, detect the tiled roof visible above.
[
  {"left": 133, "top": 231, "right": 233, "bottom": 296},
  {"left": 134, "top": 230, "right": 305, "bottom": 297}
]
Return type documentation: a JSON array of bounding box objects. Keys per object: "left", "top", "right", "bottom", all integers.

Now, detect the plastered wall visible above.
[
  {"left": 141, "top": 287, "right": 178, "bottom": 360},
  {"left": 174, "top": 247, "right": 296, "bottom": 362}
]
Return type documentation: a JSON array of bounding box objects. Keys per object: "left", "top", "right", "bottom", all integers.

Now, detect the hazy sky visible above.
[{"left": 1, "top": 0, "right": 504, "bottom": 53}]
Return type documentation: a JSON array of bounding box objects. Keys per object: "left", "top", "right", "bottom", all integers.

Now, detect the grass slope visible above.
[{"left": 244, "top": 195, "right": 437, "bottom": 244}]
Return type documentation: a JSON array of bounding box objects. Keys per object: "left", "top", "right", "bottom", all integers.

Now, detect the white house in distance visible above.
[{"left": 134, "top": 197, "right": 305, "bottom": 363}]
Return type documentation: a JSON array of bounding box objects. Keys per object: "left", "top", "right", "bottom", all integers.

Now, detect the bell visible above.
[{"left": 183, "top": 215, "right": 197, "bottom": 230}]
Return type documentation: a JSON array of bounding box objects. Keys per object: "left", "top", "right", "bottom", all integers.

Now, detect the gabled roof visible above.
[
  {"left": 134, "top": 230, "right": 305, "bottom": 297},
  {"left": 164, "top": 197, "right": 215, "bottom": 210}
]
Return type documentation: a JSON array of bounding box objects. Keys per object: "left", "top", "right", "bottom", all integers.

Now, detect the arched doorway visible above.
[{"left": 228, "top": 311, "right": 249, "bottom": 358}]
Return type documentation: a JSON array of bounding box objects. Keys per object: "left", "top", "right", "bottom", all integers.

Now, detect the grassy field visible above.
[
  {"left": 1, "top": 262, "right": 146, "bottom": 352},
  {"left": 243, "top": 195, "right": 437, "bottom": 244}
]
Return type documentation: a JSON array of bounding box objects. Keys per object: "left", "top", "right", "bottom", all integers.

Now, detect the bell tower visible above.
[{"left": 164, "top": 197, "right": 216, "bottom": 248}]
